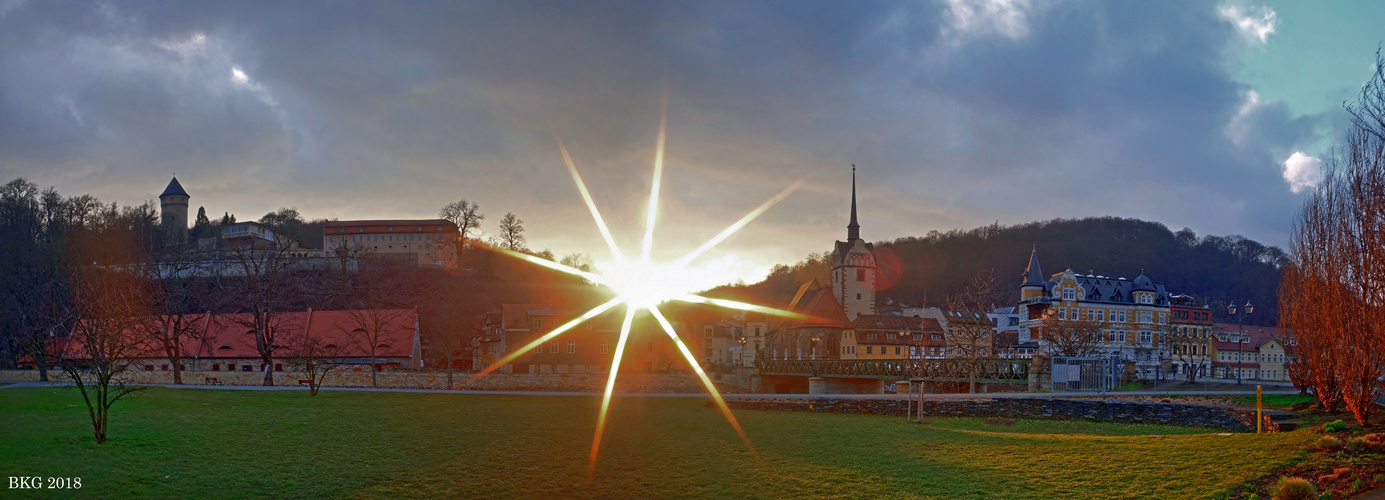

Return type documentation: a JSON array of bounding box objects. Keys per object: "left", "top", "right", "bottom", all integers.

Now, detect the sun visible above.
[{"left": 466, "top": 96, "right": 806, "bottom": 478}]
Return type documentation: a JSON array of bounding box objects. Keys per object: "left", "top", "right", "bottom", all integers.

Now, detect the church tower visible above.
[
  {"left": 831, "top": 166, "right": 877, "bottom": 321},
  {"left": 159, "top": 176, "right": 190, "bottom": 230}
]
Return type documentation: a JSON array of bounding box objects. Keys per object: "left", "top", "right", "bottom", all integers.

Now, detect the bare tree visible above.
[
  {"left": 1163, "top": 321, "right": 1210, "bottom": 384},
  {"left": 420, "top": 280, "right": 470, "bottom": 389},
  {"left": 136, "top": 240, "right": 209, "bottom": 385},
  {"left": 284, "top": 327, "right": 339, "bottom": 396},
  {"left": 342, "top": 306, "right": 413, "bottom": 388},
  {"left": 59, "top": 266, "right": 148, "bottom": 444},
  {"left": 223, "top": 230, "right": 305, "bottom": 386},
  {"left": 439, "top": 199, "right": 485, "bottom": 249},
  {"left": 560, "top": 252, "right": 594, "bottom": 272},
  {"left": 1039, "top": 316, "right": 1108, "bottom": 358},
  {"left": 1282, "top": 47, "right": 1385, "bottom": 423},
  {"left": 945, "top": 270, "right": 998, "bottom": 393},
  {"left": 497, "top": 212, "right": 525, "bottom": 251}
]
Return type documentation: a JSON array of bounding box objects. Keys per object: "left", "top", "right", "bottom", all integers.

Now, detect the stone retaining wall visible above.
[
  {"left": 721, "top": 397, "right": 1274, "bottom": 432},
  {"left": 0, "top": 370, "right": 704, "bottom": 393}
]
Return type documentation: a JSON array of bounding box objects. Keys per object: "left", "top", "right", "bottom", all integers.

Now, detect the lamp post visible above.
[
  {"left": 810, "top": 334, "right": 820, "bottom": 360},
  {"left": 1227, "top": 301, "right": 1253, "bottom": 385},
  {"left": 737, "top": 336, "right": 747, "bottom": 367}
]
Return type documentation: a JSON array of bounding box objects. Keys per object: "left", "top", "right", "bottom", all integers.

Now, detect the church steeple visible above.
[{"left": 847, "top": 165, "right": 860, "bottom": 241}]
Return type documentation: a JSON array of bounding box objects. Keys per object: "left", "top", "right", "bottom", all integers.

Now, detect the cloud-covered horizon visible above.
[{"left": 0, "top": 0, "right": 1371, "bottom": 284}]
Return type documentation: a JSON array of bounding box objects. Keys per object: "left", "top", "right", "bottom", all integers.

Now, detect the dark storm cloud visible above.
[{"left": 0, "top": 0, "right": 1331, "bottom": 280}]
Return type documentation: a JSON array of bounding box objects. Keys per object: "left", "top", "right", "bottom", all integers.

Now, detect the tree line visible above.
[{"left": 724, "top": 216, "right": 1286, "bottom": 327}]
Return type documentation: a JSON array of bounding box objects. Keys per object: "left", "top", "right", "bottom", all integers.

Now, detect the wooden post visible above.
[{"left": 1256, "top": 385, "right": 1262, "bottom": 434}]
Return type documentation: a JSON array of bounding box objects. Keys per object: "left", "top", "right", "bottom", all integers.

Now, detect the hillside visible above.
[{"left": 714, "top": 217, "right": 1285, "bottom": 327}]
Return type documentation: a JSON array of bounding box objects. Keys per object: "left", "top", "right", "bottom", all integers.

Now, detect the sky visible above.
[{"left": 1, "top": 0, "right": 1381, "bottom": 286}]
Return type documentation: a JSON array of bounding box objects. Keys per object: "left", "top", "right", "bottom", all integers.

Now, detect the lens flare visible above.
[{"left": 470, "top": 105, "right": 807, "bottom": 479}]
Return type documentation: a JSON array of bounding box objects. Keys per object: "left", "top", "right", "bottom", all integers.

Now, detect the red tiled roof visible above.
[
  {"left": 1210, "top": 323, "right": 1291, "bottom": 350},
  {"left": 324, "top": 219, "right": 456, "bottom": 228},
  {"left": 851, "top": 315, "right": 921, "bottom": 332},
  {"left": 54, "top": 310, "right": 416, "bottom": 361}
]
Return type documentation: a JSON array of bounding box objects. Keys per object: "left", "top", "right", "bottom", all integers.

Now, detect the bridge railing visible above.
[{"left": 757, "top": 358, "right": 1029, "bottom": 381}]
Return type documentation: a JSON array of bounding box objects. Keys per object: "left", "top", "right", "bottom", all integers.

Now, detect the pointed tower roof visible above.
[
  {"left": 1021, "top": 246, "right": 1044, "bottom": 287},
  {"left": 847, "top": 165, "right": 860, "bottom": 241},
  {"left": 160, "top": 177, "right": 189, "bottom": 198}
]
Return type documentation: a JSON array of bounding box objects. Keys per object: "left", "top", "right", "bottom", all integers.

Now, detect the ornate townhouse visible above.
[{"left": 1016, "top": 248, "right": 1174, "bottom": 379}]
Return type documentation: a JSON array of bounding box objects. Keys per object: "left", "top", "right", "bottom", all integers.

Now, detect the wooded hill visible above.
[{"left": 711, "top": 217, "right": 1286, "bottom": 327}]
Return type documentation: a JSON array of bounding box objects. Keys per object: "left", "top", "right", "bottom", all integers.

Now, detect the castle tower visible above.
[
  {"left": 1020, "top": 246, "right": 1045, "bottom": 301},
  {"left": 831, "top": 166, "right": 877, "bottom": 321},
  {"left": 159, "top": 176, "right": 190, "bottom": 230}
]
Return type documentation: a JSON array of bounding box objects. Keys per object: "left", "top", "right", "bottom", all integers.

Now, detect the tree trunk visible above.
[
  {"left": 446, "top": 369, "right": 454, "bottom": 390},
  {"left": 370, "top": 357, "right": 378, "bottom": 388},
  {"left": 171, "top": 358, "right": 182, "bottom": 385},
  {"left": 262, "top": 357, "right": 274, "bottom": 386}
]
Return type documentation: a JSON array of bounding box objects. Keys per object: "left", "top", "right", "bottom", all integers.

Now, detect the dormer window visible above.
[{"left": 1063, "top": 287, "right": 1075, "bottom": 300}]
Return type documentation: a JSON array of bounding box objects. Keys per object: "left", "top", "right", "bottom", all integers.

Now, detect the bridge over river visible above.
[{"left": 754, "top": 358, "right": 1032, "bottom": 394}]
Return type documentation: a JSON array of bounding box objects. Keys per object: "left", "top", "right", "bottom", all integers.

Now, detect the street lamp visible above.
[
  {"left": 810, "top": 334, "right": 821, "bottom": 360},
  {"left": 1227, "top": 301, "right": 1253, "bottom": 385},
  {"left": 737, "top": 336, "right": 747, "bottom": 367}
]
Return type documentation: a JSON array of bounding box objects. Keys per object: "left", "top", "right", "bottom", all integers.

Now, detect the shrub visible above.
[
  {"left": 1345, "top": 437, "right": 1368, "bottom": 452},
  {"left": 1322, "top": 420, "right": 1348, "bottom": 433},
  {"left": 1270, "top": 476, "right": 1316, "bottom": 500},
  {"left": 1316, "top": 436, "right": 1342, "bottom": 450}
]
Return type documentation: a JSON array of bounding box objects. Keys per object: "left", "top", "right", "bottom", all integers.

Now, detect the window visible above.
[
  {"left": 1119, "top": 331, "right": 1126, "bottom": 342},
  {"left": 856, "top": 293, "right": 862, "bottom": 300},
  {"left": 600, "top": 342, "right": 609, "bottom": 354},
  {"left": 1140, "top": 331, "right": 1152, "bottom": 345},
  {"left": 242, "top": 365, "right": 252, "bottom": 371},
  {"left": 567, "top": 339, "right": 576, "bottom": 354},
  {"left": 866, "top": 346, "right": 873, "bottom": 354},
  {"left": 212, "top": 363, "right": 220, "bottom": 371},
  {"left": 144, "top": 364, "right": 154, "bottom": 371},
  {"left": 550, "top": 341, "right": 560, "bottom": 352},
  {"left": 1118, "top": 311, "right": 1126, "bottom": 323},
  {"left": 1058, "top": 307, "right": 1066, "bottom": 319},
  {"left": 530, "top": 318, "right": 543, "bottom": 330},
  {"left": 1063, "top": 287, "right": 1074, "bottom": 300},
  {"left": 894, "top": 346, "right": 901, "bottom": 355},
  {"left": 275, "top": 363, "right": 283, "bottom": 372},
  {"left": 162, "top": 364, "right": 169, "bottom": 371},
  {"left": 704, "top": 326, "right": 714, "bottom": 338},
  {"left": 536, "top": 343, "right": 543, "bottom": 354},
  {"left": 1097, "top": 310, "right": 1105, "bottom": 322},
  {"left": 856, "top": 269, "right": 866, "bottom": 281}
]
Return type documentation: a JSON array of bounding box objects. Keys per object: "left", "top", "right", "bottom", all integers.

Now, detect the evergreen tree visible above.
[{"left": 190, "top": 206, "right": 211, "bottom": 240}]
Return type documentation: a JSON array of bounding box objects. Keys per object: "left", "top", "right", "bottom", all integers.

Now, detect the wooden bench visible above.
[{"left": 299, "top": 379, "right": 311, "bottom": 386}]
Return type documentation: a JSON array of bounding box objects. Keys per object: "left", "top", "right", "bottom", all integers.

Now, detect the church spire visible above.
[{"left": 847, "top": 164, "right": 860, "bottom": 241}]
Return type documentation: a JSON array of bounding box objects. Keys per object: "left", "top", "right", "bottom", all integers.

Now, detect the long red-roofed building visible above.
[{"left": 49, "top": 309, "right": 420, "bottom": 376}]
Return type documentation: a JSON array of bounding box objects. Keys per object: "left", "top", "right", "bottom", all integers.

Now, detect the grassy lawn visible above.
[{"left": 0, "top": 387, "right": 1313, "bottom": 499}]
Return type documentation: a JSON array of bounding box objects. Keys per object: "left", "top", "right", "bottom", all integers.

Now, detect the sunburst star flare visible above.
[{"left": 469, "top": 107, "right": 806, "bottom": 479}]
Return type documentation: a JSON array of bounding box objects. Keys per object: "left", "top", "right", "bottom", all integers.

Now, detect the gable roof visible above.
[{"left": 777, "top": 287, "right": 850, "bottom": 330}]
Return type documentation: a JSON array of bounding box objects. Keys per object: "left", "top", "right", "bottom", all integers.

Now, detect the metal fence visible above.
[{"left": 1050, "top": 356, "right": 1120, "bottom": 393}]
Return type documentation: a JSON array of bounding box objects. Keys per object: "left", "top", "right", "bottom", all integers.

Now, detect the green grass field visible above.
[{"left": 0, "top": 387, "right": 1312, "bottom": 499}]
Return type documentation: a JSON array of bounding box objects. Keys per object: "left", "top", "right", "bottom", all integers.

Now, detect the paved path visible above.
[{"left": 0, "top": 380, "right": 1300, "bottom": 399}]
